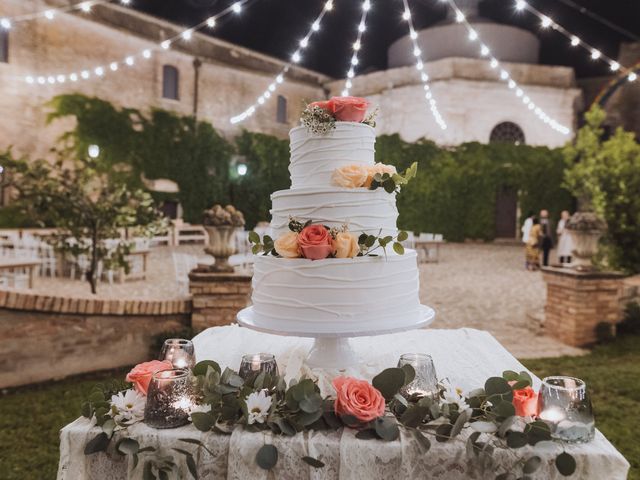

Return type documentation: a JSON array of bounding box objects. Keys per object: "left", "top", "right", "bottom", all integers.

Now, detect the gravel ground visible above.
[{"left": 29, "top": 243, "right": 584, "bottom": 359}]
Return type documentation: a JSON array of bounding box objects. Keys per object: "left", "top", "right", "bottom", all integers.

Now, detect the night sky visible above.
[{"left": 131, "top": 0, "right": 640, "bottom": 79}]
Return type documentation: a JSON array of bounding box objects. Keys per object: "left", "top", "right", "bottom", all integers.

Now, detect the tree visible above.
[
  {"left": 563, "top": 106, "right": 640, "bottom": 273},
  {"left": 0, "top": 150, "right": 167, "bottom": 293}
]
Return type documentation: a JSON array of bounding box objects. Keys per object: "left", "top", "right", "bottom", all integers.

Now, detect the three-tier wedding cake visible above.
[{"left": 239, "top": 97, "right": 432, "bottom": 337}]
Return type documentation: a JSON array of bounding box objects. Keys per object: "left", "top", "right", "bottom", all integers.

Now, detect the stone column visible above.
[
  {"left": 188, "top": 270, "right": 252, "bottom": 332},
  {"left": 542, "top": 267, "right": 626, "bottom": 347}
]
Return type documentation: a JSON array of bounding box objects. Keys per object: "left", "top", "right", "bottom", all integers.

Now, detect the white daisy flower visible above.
[
  {"left": 245, "top": 390, "right": 272, "bottom": 425},
  {"left": 110, "top": 389, "right": 146, "bottom": 424},
  {"left": 443, "top": 386, "right": 470, "bottom": 413}
]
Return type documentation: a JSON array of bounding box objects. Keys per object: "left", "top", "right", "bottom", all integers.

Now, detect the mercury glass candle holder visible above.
[
  {"left": 160, "top": 339, "right": 196, "bottom": 370},
  {"left": 538, "top": 376, "right": 595, "bottom": 443},
  {"left": 238, "top": 353, "right": 279, "bottom": 381},
  {"left": 397, "top": 353, "right": 438, "bottom": 401},
  {"left": 144, "top": 368, "right": 194, "bottom": 429}
]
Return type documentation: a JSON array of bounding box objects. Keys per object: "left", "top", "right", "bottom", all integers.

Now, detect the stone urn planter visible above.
[
  {"left": 565, "top": 211, "right": 607, "bottom": 271},
  {"left": 203, "top": 204, "right": 246, "bottom": 273},
  {"left": 204, "top": 225, "right": 238, "bottom": 273}
]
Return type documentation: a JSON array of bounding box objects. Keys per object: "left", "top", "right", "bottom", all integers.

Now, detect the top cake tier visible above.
[{"left": 289, "top": 122, "right": 375, "bottom": 189}]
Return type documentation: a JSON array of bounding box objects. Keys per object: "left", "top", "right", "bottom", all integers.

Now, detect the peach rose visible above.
[
  {"left": 298, "top": 224, "right": 335, "bottom": 260},
  {"left": 364, "top": 163, "right": 398, "bottom": 188},
  {"left": 331, "top": 164, "right": 368, "bottom": 188},
  {"left": 332, "top": 232, "right": 360, "bottom": 258},
  {"left": 125, "top": 360, "right": 173, "bottom": 395},
  {"left": 328, "top": 96, "right": 370, "bottom": 122},
  {"left": 512, "top": 386, "right": 539, "bottom": 417},
  {"left": 332, "top": 376, "right": 385, "bottom": 423},
  {"left": 274, "top": 231, "right": 301, "bottom": 258}
]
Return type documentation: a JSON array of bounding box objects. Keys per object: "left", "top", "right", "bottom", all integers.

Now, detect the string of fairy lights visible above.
[
  {"left": 444, "top": 0, "right": 572, "bottom": 135},
  {"left": 0, "top": 0, "right": 129, "bottom": 28},
  {"left": 7, "top": 0, "right": 635, "bottom": 133},
  {"left": 340, "top": 0, "right": 371, "bottom": 97},
  {"left": 514, "top": 0, "right": 637, "bottom": 82},
  {"left": 21, "top": 1, "right": 250, "bottom": 86},
  {"left": 401, "top": 0, "right": 447, "bottom": 130},
  {"left": 229, "top": 0, "right": 336, "bottom": 124}
]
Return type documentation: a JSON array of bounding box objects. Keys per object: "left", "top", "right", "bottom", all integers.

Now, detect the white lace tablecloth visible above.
[{"left": 58, "top": 325, "right": 630, "bottom": 479}]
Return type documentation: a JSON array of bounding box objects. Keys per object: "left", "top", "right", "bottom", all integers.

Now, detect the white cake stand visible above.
[{"left": 237, "top": 305, "right": 436, "bottom": 369}]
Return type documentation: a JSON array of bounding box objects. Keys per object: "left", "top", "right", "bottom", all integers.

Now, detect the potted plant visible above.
[
  {"left": 565, "top": 211, "right": 607, "bottom": 271},
  {"left": 203, "top": 204, "right": 245, "bottom": 273}
]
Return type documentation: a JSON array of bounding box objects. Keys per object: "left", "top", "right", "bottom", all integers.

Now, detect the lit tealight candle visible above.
[{"left": 539, "top": 406, "right": 566, "bottom": 424}]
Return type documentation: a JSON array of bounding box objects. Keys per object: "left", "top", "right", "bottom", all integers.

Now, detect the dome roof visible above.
[{"left": 388, "top": 0, "right": 540, "bottom": 68}]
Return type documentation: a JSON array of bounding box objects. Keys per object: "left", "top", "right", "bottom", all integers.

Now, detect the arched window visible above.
[
  {"left": 162, "top": 65, "right": 179, "bottom": 100},
  {"left": 0, "top": 30, "right": 8, "bottom": 63},
  {"left": 490, "top": 122, "right": 525, "bottom": 145},
  {"left": 276, "top": 95, "right": 287, "bottom": 123}
]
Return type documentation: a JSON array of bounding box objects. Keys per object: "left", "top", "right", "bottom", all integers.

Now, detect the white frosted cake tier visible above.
[
  {"left": 289, "top": 122, "right": 375, "bottom": 189},
  {"left": 248, "top": 250, "right": 426, "bottom": 335},
  {"left": 270, "top": 187, "right": 398, "bottom": 238}
]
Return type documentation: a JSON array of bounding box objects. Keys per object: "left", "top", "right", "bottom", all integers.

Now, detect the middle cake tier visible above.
[{"left": 270, "top": 187, "right": 398, "bottom": 238}]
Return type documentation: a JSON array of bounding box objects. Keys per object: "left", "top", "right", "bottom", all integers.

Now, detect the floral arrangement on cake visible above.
[
  {"left": 301, "top": 96, "right": 378, "bottom": 135},
  {"left": 79, "top": 361, "right": 578, "bottom": 478},
  {"left": 332, "top": 161, "right": 418, "bottom": 193},
  {"left": 248, "top": 219, "right": 408, "bottom": 259}
]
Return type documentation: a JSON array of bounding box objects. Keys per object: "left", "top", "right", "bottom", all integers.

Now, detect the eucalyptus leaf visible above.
[
  {"left": 252, "top": 244, "right": 261, "bottom": 255},
  {"left": 397, "top": 230, "right": 408, "bottom": 242},
  {"left": 374, "top": 417, "right": 400, "bottom": 441},
  {"left": 299, "top": 393, "right": 323, "bottom": 413},
  {"left": 555, "top": 452, "right": 577, "bottom": 476},
  {"left": 191, "top": 412, "right": 216, "bottom": 432},
  {"left": 193, "top": 360, "right": 221, "bottom": 377},
  {"left": 495, "top": 473, "right": 516, "bottom": 480},
  {"left": 393, "top": 242, "right": 405, "bottom": 255},
  {"left": 435, "top": 423, "right": 453, "bottom": 442},
  {"left": 84, "top": 432, "right": 110, "bottom": 455},
  {"left": 186, "top": 453, "right": 198, "bottom": 479},
  {"left": 494, "top": 400, "right": 516, "bottom": 418},
  {"left": 255, "top": 444, "right": 278, "bottom": 470},
  {"left": 497, "top": 416, "right": 517, "bottom": 437},
  {"left": 451, "top": 408, "right": 471, "bottom": 437},
  {"left": 102, "top": 419, "right": 116, "bottom": 437},
  {"left": 502, "top": 370, "right": 519, "bottom": 382},
  {"left": 484, "top": 377, "right": 511, "bottom": 397},
  {"left": 400, "top": 364, "right": 415, "bottom": 385},
  {"left": 355, "top": 429, "right": 378, "bottom": 440},
  {"left": 302, "top": 456, "right": 325, "bottom": 468},
  {"left": 399, "top": 405, "right": 428, "bottom": 428},
  {"left": 413, "top": 429, "right": 431, "bottom": 453},
  {"left": 505, "top": 431, "right": 528, "bottom": 448},
  {"left": 143, "top": 461, "right": 155, "bottom": 480},
  {"left": 372, "top": 368, "right": 406, "bottom": 400},
  {"left": 248, "top": 231, "right": 260, "bottom": 244},
  {"left": 116, "top": 437, "right": 140, "bottom": 456}
]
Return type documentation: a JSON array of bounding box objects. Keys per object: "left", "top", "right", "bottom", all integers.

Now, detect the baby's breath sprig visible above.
[{"left": 300, "top": 105, "right": 336, "bottom": 135}]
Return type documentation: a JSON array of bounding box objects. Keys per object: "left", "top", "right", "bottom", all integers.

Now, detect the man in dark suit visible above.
[{"left": 539, "top": 209, "right": 553, "bottom": 267}]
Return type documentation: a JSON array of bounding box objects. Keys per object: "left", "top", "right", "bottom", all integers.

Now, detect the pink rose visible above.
[
  {"left": 333, "top": 376, "right": 386, "bottom": 423},
  {"left": 309, "top": 100, "right": 331, "bottom": 111},
  {"left": 126, "top": 360, "right": 173, "bottom": 395},
  {"left": 298, "top": 224, "right": 335, "bottom": 260},
  {"left": 510, "top": 383, "right": 539, "bottom": 417},
  {"left": 328, "top": 96, "right": 370, "bottom": 122}
]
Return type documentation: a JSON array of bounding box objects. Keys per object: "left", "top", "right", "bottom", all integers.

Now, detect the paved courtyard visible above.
[
  {"left": 30, "top": 243, "right": 584, "bottom": 359},
  {"left": 420, "top": 243, "right": 585, "bottom": 358}
]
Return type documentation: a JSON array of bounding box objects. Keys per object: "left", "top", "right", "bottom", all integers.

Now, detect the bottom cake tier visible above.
[{"left": 247, "top": 250, "right": 430, "bottom": 335}]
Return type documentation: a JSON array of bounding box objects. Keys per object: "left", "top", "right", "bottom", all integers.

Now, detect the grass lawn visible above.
[{"left": 1, "top": 336, "right": 638, "bottom": 480}]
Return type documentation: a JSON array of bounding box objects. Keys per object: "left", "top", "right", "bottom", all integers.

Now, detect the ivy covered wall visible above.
[{"left": 5, "top": 94, "right": 573, "bottom": 240}]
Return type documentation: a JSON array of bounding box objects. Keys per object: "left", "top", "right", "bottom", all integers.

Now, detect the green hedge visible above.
[{"left": 19, "top": 94, "right": 572, "bottom": 238}]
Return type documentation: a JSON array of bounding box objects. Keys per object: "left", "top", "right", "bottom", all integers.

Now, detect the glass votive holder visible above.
[
  {"left": 397, "top": 353, "right": 438, "bottom": 401},
  {"left": 238, "top": 353, "right": 279, "bottom": 381},
  {"left": 160, "top": 339, "right": 196, "bottom": 369},
  {"left": 144, "top": 368, "right": 194, "bottom": 429},
  {"left": 538, "top": 376, "right": 595, "bottom": 443}
]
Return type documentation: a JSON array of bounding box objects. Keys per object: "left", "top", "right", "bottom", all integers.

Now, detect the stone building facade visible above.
[{"left": 0, "top": 0, "right": 328, "bottom": 160}]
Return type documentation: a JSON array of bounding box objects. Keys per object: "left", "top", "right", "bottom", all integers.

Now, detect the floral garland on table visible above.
[
  {"left": 81, "top": 361, "right": 578, "bottom": 479},
  {"left": 248, "top": 219, "right": 409, "bottom": 260},
  {"left": 332, "top": 161, "right": 418, "bottom": 193},
  {"left": 300, "top": 96, "right": 378, "bottom": 135}
]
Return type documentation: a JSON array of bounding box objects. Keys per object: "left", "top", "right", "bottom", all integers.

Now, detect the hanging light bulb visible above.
[
  {"left": 480, "top": 45, "right": 490, "bottom": 56},
  {"left": 468, "top": 29, "right": 478, "bottom": 41},
  {"left": 0, "top": 18, "right": 11, "bottom": 29},
  {"left": 570, "top": 36, "right": 580, "bottom": 46},
  {"left": 609, "top": 62, "right": 620, "bottom": 71},
  {"left": 232, "top": 2, "right": 242, "bottom": 13},
  {"left": 402, "top": 10, "right": 411, "bottom": 20},
  {"left": 207, "top": 17, "right": 216, "bottom": 28},
  {"left": 629, "top": 72, "right": 638, "bottom": 82},
  {"left": 455, "top": 10, "right": 465, "bottom": 22},
  {"left": 44, "top": 10, "right": 55, "bottom": 20},
  {"left": 80, "top": 2, "right": 92, "bottom": 13},
  {"left": 515, "top": 0, "right": 526, "bottom": 10},
  {"left": 540, "top": 16, "right": 552, "bottom": 28},
  {"left": 590, "top": 49, "right": 601, "bottom": 60}
]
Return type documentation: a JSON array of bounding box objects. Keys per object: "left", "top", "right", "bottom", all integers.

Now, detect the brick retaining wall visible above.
[{"left": 0, "top": 289, "right": 192, "bottom": 388}]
